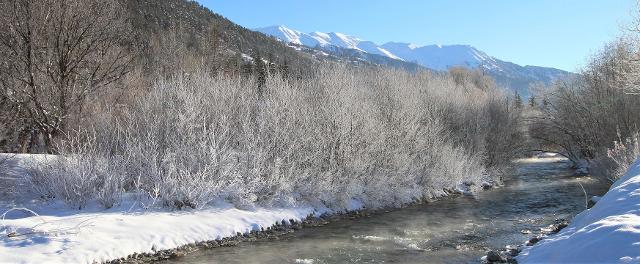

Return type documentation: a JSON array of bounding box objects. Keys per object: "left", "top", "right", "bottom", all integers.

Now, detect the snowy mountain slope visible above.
[
  {"left": 381, "top": 42, "right": 500, "bottom": 71},
  {"left": 255, "top": 25, "right": 403, "bottom": 60},
  {"left": 254, "top": 25, "right": 323, "bottom": 47},
  {"left": 255, "top": 25, "right": 574, "bottom": 95}
]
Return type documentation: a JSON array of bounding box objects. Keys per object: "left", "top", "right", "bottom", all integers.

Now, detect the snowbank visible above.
[
  {"left": 1, "top": 204, "right": 317, "bottom": 263},
  {"left": 517, "top": 159, "right": 640, "bottom": 263},
  {"left": 0, "top": 154, "right": 345, "bottom": 263}
]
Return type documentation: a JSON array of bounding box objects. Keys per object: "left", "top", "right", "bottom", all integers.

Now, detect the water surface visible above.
[{"left": 171, "top": 157, "right": 609, "bottom": 264}]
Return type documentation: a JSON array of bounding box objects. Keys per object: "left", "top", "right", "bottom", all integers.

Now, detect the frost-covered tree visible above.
[
  {"left": 530, "top": 38, "right": 640, "bottom": 164},
  {"left": 0, "top": 0, "right": 134, "bottom": 152},
  {"left": 29, "top": 65, "right": 523, "bottom": 210}
]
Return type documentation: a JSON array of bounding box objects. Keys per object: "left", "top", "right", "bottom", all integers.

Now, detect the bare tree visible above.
[
  {"left": 529, "top": 37, "right": 640, "bottom": 167},
  {"left": 0, "top": 0, "right": 133, "bottom": 152}
]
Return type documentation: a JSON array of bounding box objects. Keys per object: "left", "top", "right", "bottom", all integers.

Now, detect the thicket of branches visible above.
[
  {"left": 28, "top": 66, "right": 523, "bottom": 210},
  {"left": 530, "top": 35, "right": 640, "bottom": 180},
  {"left": 0, "top": 0, "right": 316, "bottom": 153},
  {"left": 0, "top": 0, "right": 525, "bottom": 210},
  {"left": 0, "top": 0, "right": 135, "bottom": 153}
]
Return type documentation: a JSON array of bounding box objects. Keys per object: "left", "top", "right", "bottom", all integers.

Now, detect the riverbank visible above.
[
  {"left": 0, "top": 154, "right": 343, "bottom": 263},
  {"left": 104, "top": 207, "right": 412, "bottom": 263},
  {"left": 0, "top": 154, "right": 475, "bottom": 263},
  {"left": 154, "top": 155, "right": 602, "bottom": 263},
  {"left": 516, "top": 158, "right": 640, "bottom": 263},
  {"left": 1, "top": 153, "right": 602, "bottom": 263}
]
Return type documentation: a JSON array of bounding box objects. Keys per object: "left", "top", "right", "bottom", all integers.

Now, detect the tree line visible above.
[{"left": 527, "top": 14, "right": 640, "bottom": 180}]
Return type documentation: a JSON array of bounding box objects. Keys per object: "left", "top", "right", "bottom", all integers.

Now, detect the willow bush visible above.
[{"left": 29, "top": 65, "right": 522, "bottom": 210}]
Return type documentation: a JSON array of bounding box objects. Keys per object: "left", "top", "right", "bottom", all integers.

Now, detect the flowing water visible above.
[{"left": 171, "top": 157, "right": 610, "bottom": 264}]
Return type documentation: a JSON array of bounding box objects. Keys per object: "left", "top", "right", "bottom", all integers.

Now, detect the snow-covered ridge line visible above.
[
  {"left": 517, "top": 158, "right": 640, "bottom": 263},
  {"left": 254, "top": 25, "right": 499, "bottom": 70},
  {"left": 254, "top": 25, "right": 404, "bottom": 60},
  {"left": 255, "top": 24, "right": 576, "bottom": 97}
]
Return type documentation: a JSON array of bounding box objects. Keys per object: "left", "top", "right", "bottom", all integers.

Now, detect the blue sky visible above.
[{"left": 199, "top": 1, "right": 636, "bottom": 72}]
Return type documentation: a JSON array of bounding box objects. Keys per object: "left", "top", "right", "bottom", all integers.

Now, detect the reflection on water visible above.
[{"left": 170, "top": 157, "right": 609, "bottom": 264}]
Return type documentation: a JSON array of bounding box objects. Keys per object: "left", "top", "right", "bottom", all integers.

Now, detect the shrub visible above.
[
  {"left": 590, "top": 132, "right": 640, "bottom": 183},
  {"left": 28, "top": 65, "right": 522, "bottom": 210},
  {"left": 530, "top": 38, "right": 640, "bottom": 168}
]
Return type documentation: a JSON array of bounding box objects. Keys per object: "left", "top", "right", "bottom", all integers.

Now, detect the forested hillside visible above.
[
  {"left": 0, "top": 0, "right": 319, "bottom": 153},
  {"left": 124, "top": 0, "right": 318, "bottom": 74}
]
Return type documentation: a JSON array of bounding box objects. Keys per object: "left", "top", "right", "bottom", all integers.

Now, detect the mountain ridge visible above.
[{"left": 256, "top": 25, "right": 575, "bottom": 95}]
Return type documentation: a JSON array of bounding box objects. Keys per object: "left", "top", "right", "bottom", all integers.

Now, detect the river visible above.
[{"left": 169, "top": 156, "right": 609, "bottom": 264}]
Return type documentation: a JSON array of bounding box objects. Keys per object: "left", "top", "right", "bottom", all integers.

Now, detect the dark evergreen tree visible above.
[
  {"left": 231, "top": 51, "right": 243, "bottom": 75},
  {"left": 240, "top": 60, "right": 254, "bottom": 79},
  {"left": 529, "top": 95, "right": 536, "bottom": 107},
  {"left": 279, "top": 58, "right": 290, "bottom": 80},
  {"left": 252, "top": 50, "right": 267, "bottom": 96},
  {"left": 515, "top": 92, "right": 523, "bottom": 108},
  {"left": 267, "top": 53, "right": 277, "bottom": 75}
]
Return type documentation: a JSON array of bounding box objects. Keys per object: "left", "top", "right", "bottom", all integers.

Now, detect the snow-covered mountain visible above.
[
  {"left": 255, "top": 25, "right": 574, "bottom": 95},
  {"left": 254, "top": 25, "right": 403, "bottom": 60},
  {"left": 380, "top": 42, "right": 501, "bottom": 71}
]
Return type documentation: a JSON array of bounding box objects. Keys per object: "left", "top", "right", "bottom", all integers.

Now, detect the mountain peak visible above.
[
  {"left": 382, "top": 42, "right": 422, "bottom": 50},
  {"left": 253, "top": 25, "right": 572, "bottom": 95},
  {"left": 255, "top": 26, "right": 402, "bottom": 60},
  {"left": 254, "top": 25, "right": 304, "bottom": 45}
]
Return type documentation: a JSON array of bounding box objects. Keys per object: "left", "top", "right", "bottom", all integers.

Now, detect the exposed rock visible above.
[
  {"left": 526, "top": 236, "right": 540, "bottom": 246},
  {"left": 540, "top": 219, "right": 569, "bottom": 234},
  {"left": 486, "top": 250, "right": 506, "bottom": 262},
  {"left": 505, "top": 246, "right": 520, "bottom": 256},
  {"left": 169, "top": 251, "right": 184, "bottom": 258}
]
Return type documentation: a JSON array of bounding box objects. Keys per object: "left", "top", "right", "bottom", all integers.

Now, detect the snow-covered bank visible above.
[
  {"left": 0, "top": 149, "right": 490, "bottom": 264},
  {"left": 517, "top": 158, "right": 640, "bottom": 263},
  {"left": 0, "top": 154, "right": 353, "bottom": 263},
  {"left": 1, "top": 204, "right": 318, "bottom": 263}
]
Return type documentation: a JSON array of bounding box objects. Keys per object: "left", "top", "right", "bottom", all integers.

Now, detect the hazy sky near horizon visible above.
[{"left": 199, "top": 1, "right": 636, "bottom": 72}]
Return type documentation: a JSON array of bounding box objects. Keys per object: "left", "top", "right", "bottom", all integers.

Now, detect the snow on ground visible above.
[
  {"left": 0, "top": 154, "right": 352, "bottom": 264},
  {"left": 517, "top": 158, "right": 640, "bottom": 263},
  {"left": 1, "top": 204, "right": 316, "bottom": 263}
]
